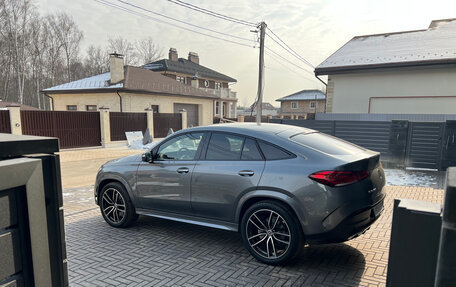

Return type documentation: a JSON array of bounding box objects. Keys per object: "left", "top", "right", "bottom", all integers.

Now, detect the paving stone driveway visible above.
[{"left": 64, "top": 185, "right": 444, "bottom": 287}]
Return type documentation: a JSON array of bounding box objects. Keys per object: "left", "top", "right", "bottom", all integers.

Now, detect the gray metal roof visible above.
[
  {"left": 315, "top": 19, "right": 456, "bottom": 75},
  {"left": 276, "top": 90, "right": 326, "bottom": 101},
  {"left": 43, "top": 72, "right": 122, "bottom": 91},
  {"left": 143, "top": 58, "right": 237, "bottom": 82}
]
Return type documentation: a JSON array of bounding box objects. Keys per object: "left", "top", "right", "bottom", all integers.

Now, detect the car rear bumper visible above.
[{"left": 305, "top": 196, "right": 385, "bottom": 244}]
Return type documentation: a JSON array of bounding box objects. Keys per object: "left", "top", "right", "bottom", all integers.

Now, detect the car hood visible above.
[{"left": 103, "top": 154, "right": 142, "bottom": 166}]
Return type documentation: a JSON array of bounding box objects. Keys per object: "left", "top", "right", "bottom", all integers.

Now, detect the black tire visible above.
[
  {"left": 99, "top": 182, "right": 138, "bottom": 228},
  {"left": 240, "top": 201, "right": 303, "bottom": 265}
]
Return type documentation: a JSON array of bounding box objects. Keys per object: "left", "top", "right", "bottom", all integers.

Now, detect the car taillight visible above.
[{"left": 308, "top": 171, "right": 369, "bottom": 187}]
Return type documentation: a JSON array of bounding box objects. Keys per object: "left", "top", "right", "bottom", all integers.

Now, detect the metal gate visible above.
[
  {"left": 21, "top": 111, "right": 101, "bottom": 149},
  {"left": 406, "top": 122, "right": 444, "bottom": 170},
  {"left": 440, "top": 120, "right": 456, "bottom": 170},
  {"left": 153, "top": 113, "right": 182, "bottom": 138},
  {"left": 0, "top": 110, "right": 11, "bottom": 133},
  {"left": 110, "top": 112, "right": 147, "bottom": 141}
]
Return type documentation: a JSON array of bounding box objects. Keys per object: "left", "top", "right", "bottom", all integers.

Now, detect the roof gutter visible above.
[
  {"left": 116, "top": 90, "right": 122, "bottom": 112},
  {"left": 43, "top": 93, "right": 54, "bottom": 111},
  {"left": 314, "top": 75, "right": 328, "bottom": 113}
]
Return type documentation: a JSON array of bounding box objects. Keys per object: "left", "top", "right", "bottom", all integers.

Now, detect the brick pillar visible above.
[
  {"left": 180, "top": 109, "right": 188, "bottom": 129},
  {"left": 237, "top": 115, "right": 244, "bottom": 122},
  {"left": 99, "top": 108, "right": 111, "bottom": 148},
  {"left": 7, "top": 105, "right": 22, "bottom": 135},
  {"left": 146, "top": 110, "right": 155, "bottom": 139}
]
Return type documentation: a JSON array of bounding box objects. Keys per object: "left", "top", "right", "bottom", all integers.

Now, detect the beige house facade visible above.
[
  {"left": 43, "top": 54, "right": 217, "bottom": 127},
  {"left": 276, "top": 90, "right": 326, "bottom": 118},
  {"left": 315, "top": 18, "right": 456, "bottom": 114}
]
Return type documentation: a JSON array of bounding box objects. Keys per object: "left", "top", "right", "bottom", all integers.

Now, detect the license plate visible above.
[{"left": 373, "top": 202, "right": 384, "bottom": 217}]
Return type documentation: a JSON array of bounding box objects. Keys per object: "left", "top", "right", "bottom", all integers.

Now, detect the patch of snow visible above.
[{"left": 384, "top": 169, "right": 441, "bottom": 188}]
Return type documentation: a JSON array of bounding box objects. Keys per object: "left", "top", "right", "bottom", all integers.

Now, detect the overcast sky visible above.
[{"left": 38, "top": 0, "right": 456, "bottom": 107}]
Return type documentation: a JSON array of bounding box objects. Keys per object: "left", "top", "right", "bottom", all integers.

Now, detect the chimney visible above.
[
  {"left": 188, "top": 52, "right": 199, "bottom": 65},
  {"left": 109, "top": 53, "right": 124, "bottom": 84},
  {"left": 169, "top": 48, "right": 178, "bottom": 61}
]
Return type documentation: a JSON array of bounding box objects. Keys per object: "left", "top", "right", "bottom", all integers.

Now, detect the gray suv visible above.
[{"left": 95, "top": 123, "right": 385, "bottom": 265}]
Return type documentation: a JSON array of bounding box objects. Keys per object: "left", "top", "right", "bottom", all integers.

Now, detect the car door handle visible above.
[
  {"left": 177, "top": 167, "right": 189, "bottom": 174},
  {"left": 238, "top": 170, "right": 254, "bottom": 176}
]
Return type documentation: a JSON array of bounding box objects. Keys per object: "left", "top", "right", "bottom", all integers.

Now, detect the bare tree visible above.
[
  {"left": 135, "top": 37, "right": 162, "bottom": 65},
  {"left": 84, "top": 45, "right": 108, "bottom": 76},
  {"left": 108, "top": 36, "right": 136, "bottom": 65},
  {"left": 51, "top": 13, "right": 83, "bottom": 82}
]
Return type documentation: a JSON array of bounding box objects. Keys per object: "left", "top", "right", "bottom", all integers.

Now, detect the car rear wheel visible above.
[
  {"left": 241, "top": 201, "right": 303, "bottom": 265},
  {"left": 100, "top": 182, "right": 138, "bottom": 228}
]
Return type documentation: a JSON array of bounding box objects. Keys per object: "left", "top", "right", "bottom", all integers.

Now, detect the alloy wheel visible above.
[
  {"left": 246, "top": 209, "right": 291, "bottom": 259},
  {"left": 101, "top": 188, "right": 126, "bottom": 224}
]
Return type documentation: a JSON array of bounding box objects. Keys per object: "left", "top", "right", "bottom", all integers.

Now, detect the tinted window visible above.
[
  {"left": 241, "top": 139, "right": 263, "bottom": 161},
  {"left": 258, "top": 141, "right": 293, "bottom": 160},
  {"left": 206, "top": 133, "right": 244, "bottom": 160},
  {"left": 291, "top": 132, "right": 365, "bottom": 155},
  {"left": 157, "top": 133, "right": 204, "bottom": 160}
]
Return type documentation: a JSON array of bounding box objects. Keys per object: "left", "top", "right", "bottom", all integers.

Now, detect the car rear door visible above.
[{"left": 191, "top": 132, "right": 265, "bottom": 222}]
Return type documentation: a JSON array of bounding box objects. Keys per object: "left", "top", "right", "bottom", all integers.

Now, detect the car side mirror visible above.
[{"left": 142, "top": 151, "right": 153, "bottom": 163}]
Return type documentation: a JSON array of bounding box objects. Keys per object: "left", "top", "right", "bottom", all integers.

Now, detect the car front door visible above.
[
  {"left": 191, "top": 133, "right": 265, "bottom": 222},
  {"left": 136, "top": 132, "right": 205, "bottom": 215}
]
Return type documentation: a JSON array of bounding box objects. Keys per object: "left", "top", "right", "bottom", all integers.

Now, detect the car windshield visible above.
[{"left": 290, "top": 132, "right": 365, "bottom": 155}]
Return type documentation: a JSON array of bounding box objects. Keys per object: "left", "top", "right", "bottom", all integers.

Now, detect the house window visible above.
[
  {"left": 291, "top": 102, "right": 298, "bottom": 109},
  {"left": 204, "top": 80, "right": 209, "bottom": 87},
  {"left": 176, "top": 76, "right": 186, "bottom": 84},
  {"left": 67, "top": 105, "right": 77, "bottom": 111},
  {"left": 215, "top": 82, "right": 222, "bottom": 89},
  {"left": 310, "top": 102, "right": 316, "bottom": 109},
  {"left": 215, "top": 102, "right": 220, "bottom": 115},
  {"left": 86, "top": 105, "right": 97, "bottom": 111},
  {"left": 151, "top": 105, "right": 159, "bottom": 113}
]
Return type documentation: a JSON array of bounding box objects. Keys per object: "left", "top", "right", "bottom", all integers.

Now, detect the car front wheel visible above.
[
  {"left": 99, "top": 182, "right": 138, "bottom": 228},
  {"left": 241, "top": 201, "right": 303, "bottom": 265}
]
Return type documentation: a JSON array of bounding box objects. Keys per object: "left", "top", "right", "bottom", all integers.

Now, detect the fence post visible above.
[
  {"left": 180, "top": 109, "right": 187, "bottom": 129},
  {"left": 237, "top": 115, "right": 244, "bottom": 122},
  {"left": 435, "top": 167, "right": 456, "bottom": 287},
  {"left": 146, "top": 110, "right": 155, "bottom": 139},
  {"left": 7, "top": 105, "right": 22, "bottom": 135},
  {"left": 99, "top": 108, "right": 111, "bottom": 148}
]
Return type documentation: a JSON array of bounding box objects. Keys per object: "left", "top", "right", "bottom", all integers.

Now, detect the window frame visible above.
[
  {"left": 291, "top": 102, "right": 298, "bottom": 109},
  {"left": 309, "top": 101, "right": 316, "bottom": 109},
  {"left": 151, "top": 105, "right": 159, "bottom": 113},
  {"left": 176, "top": 76, "right": 186, "bottom": 84},
  {"left": 86, "top": 105, "right": 97, "bottom": 111},
  {"left": 66, "top": 105, "right": 77, "bottom": 111},
  {"left": 152, "top": 132, "right": 208, "bottom": 162}
]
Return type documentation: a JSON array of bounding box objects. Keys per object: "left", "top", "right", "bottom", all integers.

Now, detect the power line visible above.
[
  {"left": 167, "top": 0, "right": 257, "bottom": 27},
  {"left": 265, "top": 50, "right": 317, "bottom": 83},
  {"left": 93, "top": 0, "right": 255, "bottom": 48},
  {"left": 266, "top": 27, "right": 315, "bottom": 68},
  {"left": 116, "top": 0, "right": 254, "bottom": 43},
  {"left": 264, "top": 46, "right": 316, "bottom": 78}
]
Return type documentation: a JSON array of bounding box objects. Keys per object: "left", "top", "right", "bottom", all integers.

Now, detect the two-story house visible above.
[
  {"left": 276, "top": 89, "right": 326, "bottom": 118},
  {"left": 144, "top": 48, "right": 238, "bottom": 118}
]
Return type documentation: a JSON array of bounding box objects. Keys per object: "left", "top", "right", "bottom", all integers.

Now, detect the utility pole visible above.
[{"left": 256, "top": 21, "right": 267, "bottom": 124}]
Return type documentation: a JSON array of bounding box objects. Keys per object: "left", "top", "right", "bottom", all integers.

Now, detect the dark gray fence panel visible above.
[
  {"left": 334, "top": 121, "right": 392, "bottom": 157},
  {"left": 406, "top": 122, "right": 444, "bottom": 170},
  {"left": 281, "top": 120, "right": 335, "bottom": 135},
  {"left": 316, "top": 113, "right": 456, "bottom": 122}
]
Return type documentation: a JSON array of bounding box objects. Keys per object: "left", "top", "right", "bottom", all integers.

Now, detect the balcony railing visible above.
[{"left": 201, "top": 88, "right": 237, "bottom": 99}]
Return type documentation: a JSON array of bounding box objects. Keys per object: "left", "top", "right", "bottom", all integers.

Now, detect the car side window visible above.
[
  {"left": 258, "top": 141, "right": 294, "bottom": 160},
  {"left": 156, "top": 133, "right": 204, "bottom": 161},
  {"left": 241, "top": 139, "right": 263, "bottom": 161},
  {"left": 205, "top": 133, "right": 244, "bottom": 160}
]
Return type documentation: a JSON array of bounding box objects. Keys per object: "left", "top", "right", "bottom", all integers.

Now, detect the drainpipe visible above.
[
  {"left": 43, "top": 93, "right": 54, "bottom": 111},
  {"left": 315, "top": 75, "right": 327, "bottom": 113},
  {"left": 116, "top": 90, "right": 122, "bottom": 112}
]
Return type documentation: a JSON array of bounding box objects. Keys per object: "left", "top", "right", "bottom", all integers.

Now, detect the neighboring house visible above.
[
  {"left": 145, "top": 48, "right": 238, "bottom": 118},
  {"left": 0, "top": 101, "right": 40, "bottom": 110},
  {"left": 243, "top": 102, "right": 279, "bottom": 117},
  {"left": 42, "top": 53, "right": 217, "bottom": 127},
  {"left": 276, "top": 90, "right": 325, "bottom": 117},
  {"left": 315, "top": 18, "right": 456, "bottom": 114}
]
